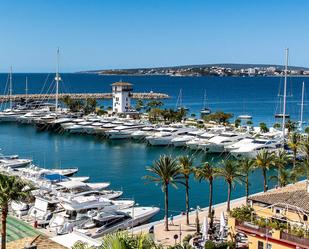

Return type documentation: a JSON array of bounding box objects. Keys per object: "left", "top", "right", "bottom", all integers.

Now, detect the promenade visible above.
[{"left": 133, "top": 196, "right": 246, "bottom": 247}]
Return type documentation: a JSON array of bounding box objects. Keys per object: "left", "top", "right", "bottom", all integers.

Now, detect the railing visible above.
[
  {"left": 235, "top": 220, "right": 272, "bottom": 236},
  {"left": 281, "top": 231, "right": 309, "bottom": 246}
]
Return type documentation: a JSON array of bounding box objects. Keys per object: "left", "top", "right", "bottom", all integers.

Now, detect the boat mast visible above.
[
  {"left": 203, "top": 90, "right": 207, "bottom": 109},
  {"left": 300, "top": 81, "right": 305, "bottom": 130},
  {"left": 25, "top": 76, "right": 28, "bottom": 105},
  {"left": 282, "top": 48, "right": 289, "bottom": 140},
  {"left": 55, "top": 47, "right": 60, "bottom": 113},
  {"left": 9, "top": 66, "right": 13, "bottom": 109}
]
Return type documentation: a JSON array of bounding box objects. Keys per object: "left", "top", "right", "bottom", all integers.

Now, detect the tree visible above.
[
  {"left": 285, "top": 120, "right": 297, "bottom": 134},
  {"left": 0, "top": 174, "right": 33, "bottom": 249},
  {"left": 259, "top": 122, "right": 269, "bottom": 133},
  {"left": 216, "top": 160, "right": 243, "bottom": 212},
  {"left": 194, "top": 162, "right": 218, "bottom": 228},
  {"left": 234, "top": 119, "right": 241, "bottom": 128},
  {"left": 203, "top": 111, "right": 233, "bottom": 125},
  {"left": 273, "top": 149, "right": 291, "bottom": 187},
  {"left": 148, "top": 108, "right": 163, "bottom": 123},
  {"left": 84, "top": 97, "right": 97, "bottom": 114},
  {"left": 270, "top": 168, "right": 298, "bottom": 187},
  {"left": 135, "top": 99, "right": 144, "bottom": 112},
  {"left": 253, "top": 149, "right": 275, "bottom": 192},
  {"left": 178, "top": 155, "right": 194, "bottom": 225},
  {"left": 144, "top": 155, "right": 183, "bottom": 231},
  {"left": 288, "top": 132, "right": 301, "bottom": 169},
  {"left": 305, "top": 127, "right": 309, "bottom": 135},
  {"left": 273, "top": 123, "right": 281, "bottom": 129},
  {"left": 237, "top": 158, "right": 254, "bottom": 204},
  {"left": 146, "top": 100, "right": 164, "bottom": 112},
  {"left": 246, "top": 120, "right": 253, "bottom": 126}
]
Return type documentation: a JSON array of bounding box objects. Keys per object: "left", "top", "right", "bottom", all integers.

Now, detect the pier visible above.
[{"left": 0, "top": 92, "right": 169, "bottom": 103}]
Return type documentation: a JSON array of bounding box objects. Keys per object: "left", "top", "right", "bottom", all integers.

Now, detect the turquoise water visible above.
[
  {"left": 0, "top": 74, "right": 303, "bottom": 219},
  {"left": 0, "top": 122, "right": 276, "bottom": 220}
]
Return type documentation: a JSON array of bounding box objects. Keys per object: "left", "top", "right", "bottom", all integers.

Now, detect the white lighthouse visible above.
[{"left": 111, "top": 81, "right": 133, "bottom": 113}]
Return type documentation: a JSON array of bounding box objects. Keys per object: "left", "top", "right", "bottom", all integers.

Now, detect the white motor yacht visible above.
[
  {"left": 186, "top": 132, "right": 217, "bottom": 150},
  {"left": 146, "top": 127, "right": 182, "bottom": 146},
  {"left": 0, "top": 109, "right": 22, "bottom": 122},
  {"left": 0, "top": 158, "right": 32, "bottom": 168},
  {"left": 230, "top": 138, "right": 282, "bottom": 159},
  {"left": 89, "top": 206, "right": 160, "bottom": 238},
  {"left": 105, "top": 124, "right": 144, "bottom": 139},
  {"left": 130, "top": 127, "right": 155, "bottom": 140},
  {"left": 171, "top": 130, "right": 202, "bottom": 147},
  {"left": 200, "top": 132, "right": 249, "bottom": 153},
  {"left": 225, "top": 138, "right": 254, "bottom": 152},
  {"left": 57, "top": 181, "right": 110, "bottom": 192}
]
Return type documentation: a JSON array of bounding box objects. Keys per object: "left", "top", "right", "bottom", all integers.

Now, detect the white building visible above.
[{"left": 111, "top": 81, "right": 133, "bottom": 113}]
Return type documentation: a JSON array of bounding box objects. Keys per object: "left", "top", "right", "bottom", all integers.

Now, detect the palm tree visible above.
[
  {"left": 285, "top": 120, "right": 297, "bottom": 134},
  {"left": 178, "top": 155, "right": 194, "bottom": 225},
  {"left": 237, "top": 158, "right": 254, "bottom": 204},
  {"left": 217, "top": 160, "right": 244, "bottom": 212},
  {"left": 259, "top": 122, "right": 269, "bottom": 133},
  {"left": 216, "top": 160, "right": 243, "bottom": 212},
  {"left": 0, "top": 174, "right": 33, "bottom": 249},
  {"left": 273, "top": 149, "right": 291, "bottom": 187},
  {"left": 144, "top": 155, "right": 183, "bottom": 231},
  {"left": 194, "top": 162, "right": 218, "bottom": 220},
  {"left": 269, "top": 168, "right": 298, "bottom": 187},
  {"left": 288, "top": 132, "right": 301, "bottom": 169},
  {"left": 253, "top": 149, "right": 275, "bottom": 192}
]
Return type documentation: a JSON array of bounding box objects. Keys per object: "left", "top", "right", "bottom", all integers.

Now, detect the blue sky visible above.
[{"left": 0, "top": 0, "right": 308, "bottom": 72}]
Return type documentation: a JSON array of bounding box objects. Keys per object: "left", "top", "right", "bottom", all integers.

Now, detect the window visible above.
[
  {"left": 304, "top": 215, "right": 308, "bottom": 221},
  {"left": 266, "top": 243, "right": 272, "bottom": 249},
  {"left": 258, "top": 241, "right": 264, "bottom": 249},
  {"left": 116, "top": 97, "right": 119, "bottom": 101}
]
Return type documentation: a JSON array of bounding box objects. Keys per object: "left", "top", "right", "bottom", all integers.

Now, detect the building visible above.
[
  {"left": 111, "top": 81, "right": 133, "bottom": 113},
  {"left": 228, "top": 181, "right": 309, "bottom": 249}
]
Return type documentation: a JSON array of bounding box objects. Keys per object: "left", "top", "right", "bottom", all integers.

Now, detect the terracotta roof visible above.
[
  {"left": 111, "top": 81, "right": 133, "bottom": 86},
  {"left": 7, "top": 235, "right": 67, "bottom": 249},
  {"left": 249, "top": 181, "right": 309, "bottom": 213}
]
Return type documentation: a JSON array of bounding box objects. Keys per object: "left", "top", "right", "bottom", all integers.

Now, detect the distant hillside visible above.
[{"left": 80, "top": 63, "right": 309, "bottom": 74}]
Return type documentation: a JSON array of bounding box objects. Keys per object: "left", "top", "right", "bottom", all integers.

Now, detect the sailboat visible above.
[
  {"left": 54, "top": 47, "right": 61, "bottom": 113},
  {"left": 274, "top": 49, "right": 290, "bottom": 121},
  {"left": 298, "top": 81, "right": 306, "bottom": 131},
  {"left": 176, "top": 89, "right": 189, "bottom": 111},
  {"left": 200, "top": 90, "right": 211, "bottom": 115}
]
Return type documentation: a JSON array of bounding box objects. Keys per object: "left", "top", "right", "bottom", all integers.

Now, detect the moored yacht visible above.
[
  {"left": 105, "top": 124, "right": 144, "bottom": 139},
  {"left": 200, "top": 132, "right": 249, "bottom": 153},
  {"left": 230, "top": 138, "right": 282, "bottom": 159}
]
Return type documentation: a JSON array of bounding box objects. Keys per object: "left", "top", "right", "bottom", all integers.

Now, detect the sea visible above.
[{"left": 0, "top": 74, "right": 308, "bottom": 220}]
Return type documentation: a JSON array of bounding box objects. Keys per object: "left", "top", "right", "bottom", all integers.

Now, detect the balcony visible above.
[
  {"left": 235, "top": 220, "right": 272, "bottom": 237},
  {"left": 280, "top": 231, "right": 309, "bottom": 246},
  {"left": 234, "top": 219, "right": 309, "bottom": 248}
]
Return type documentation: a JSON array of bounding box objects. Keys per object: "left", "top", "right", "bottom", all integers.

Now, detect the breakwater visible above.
[{"left": 0, "top": 92, "right": 169, "bottom": 103}]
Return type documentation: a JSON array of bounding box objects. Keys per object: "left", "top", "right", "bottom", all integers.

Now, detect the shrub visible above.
[{"left": 230, "top": 205, "right": 253, "bottom": 222}]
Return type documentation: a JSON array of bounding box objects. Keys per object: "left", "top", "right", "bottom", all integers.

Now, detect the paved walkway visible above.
[{"left": 133, "top": 196, "right": 246, "bottom": 247}]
